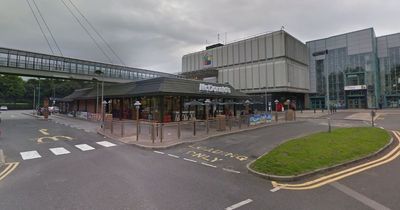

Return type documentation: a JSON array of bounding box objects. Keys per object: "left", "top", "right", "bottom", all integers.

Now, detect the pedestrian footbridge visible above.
[{"left": 0, "top": 47, "right": 176, "bottom": 83}]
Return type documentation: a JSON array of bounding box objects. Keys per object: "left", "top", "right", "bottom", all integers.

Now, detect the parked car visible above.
[
  {"left": 0, "top": 106, "right": 8, "bottom": 111},
  {"left": 49, "top": 106, "right": 59, "bottom": 113}
]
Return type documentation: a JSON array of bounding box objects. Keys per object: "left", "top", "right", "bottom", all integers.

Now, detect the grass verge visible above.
[{"left": 250, "top": 127, "right": 390, "bottom": 176}]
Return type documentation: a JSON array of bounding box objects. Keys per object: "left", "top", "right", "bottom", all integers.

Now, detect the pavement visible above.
[{"left": 0, "top": 109, "right": 400, "bottom": 209}]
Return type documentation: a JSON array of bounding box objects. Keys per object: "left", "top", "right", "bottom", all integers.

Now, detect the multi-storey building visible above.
[{"left": 181, "top": 30, "right": 309, "bottom": 109}]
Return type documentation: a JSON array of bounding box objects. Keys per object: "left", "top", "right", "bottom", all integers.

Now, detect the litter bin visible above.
[{"left": 216, "top": 115, "right": 226, "bottom": 131}]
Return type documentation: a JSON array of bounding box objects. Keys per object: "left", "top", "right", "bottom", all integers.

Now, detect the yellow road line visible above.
[
  {"left": 272, "top": 131, "right": 400, "bottom": 190},
  {"left": 0, "top": 162, "right": 19, "bottom": 182}
]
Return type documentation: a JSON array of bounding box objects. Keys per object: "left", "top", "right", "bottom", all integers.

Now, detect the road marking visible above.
[
  {"left": 225, "top": 199, "right": 253, "bottom": 210},
  {"left": 331, "top": 182, "right": 390, "bottom": 210},
  {"left": 20, "top": 151, "right": 42, "bottom": 160},
  {"left": 270, "top": 187, "right": 281, "bottom": 192},
  {"left": 272, "top": 131, "right": 400, "bottom": 190},
  {"left": 167, "top": 154, "right": 180, "bottom": 158},
  {"left": 183, "top": 158, "right": 197, "bottom": 163},
  {"left": 39, "top": 129, "right": 50, "bottom": 135},
  {"left": 201, "top": 162, "right": 217, "bottom": 168},
  {"left": 37, "top": 136, "right": 73, "bottom": 144},
  {"left": 153, "top": 151, "right": 165, "bottom": 155},
  {"left": 49, "top": 147, "right": 71, "bottom": 155},
  {"left": 0, "top": 162, "right": 19, "bottom": 182},
  {"left": 222, "top": 168, "right": 241, "bottom": 174},
  {"left": 96, "top": 141, "right": 116, "bottom": 147},
  {"left": 75, "top": 144, "right": 95, "bottom": 151}
]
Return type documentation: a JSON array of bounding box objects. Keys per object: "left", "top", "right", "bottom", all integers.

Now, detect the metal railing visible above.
[{"left": 103, "top": 114, "right": 278, "bottom": 143}]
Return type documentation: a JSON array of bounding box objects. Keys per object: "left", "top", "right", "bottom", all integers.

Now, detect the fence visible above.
[{"left": 102, "top": 113, "right": 278, "bottom": 144}]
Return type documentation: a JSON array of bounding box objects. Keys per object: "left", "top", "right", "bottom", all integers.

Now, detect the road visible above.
[{"left": 0, "top": 110, "right": 399, "bottom": 210}]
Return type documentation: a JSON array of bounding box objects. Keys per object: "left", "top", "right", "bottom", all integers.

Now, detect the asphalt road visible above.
[{"left": 0, "top": 110, "right": 399, "bottom": 210}]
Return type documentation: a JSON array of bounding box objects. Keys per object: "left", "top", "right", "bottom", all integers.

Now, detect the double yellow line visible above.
[
  {"left": 272, "top": 130, "right": 400, "bottom": 190},
  {"left": 0, "top": 162, "right": 19, "bottom": 182}
]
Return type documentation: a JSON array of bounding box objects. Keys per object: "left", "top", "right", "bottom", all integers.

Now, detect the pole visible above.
[
  {"left": 265, "top": 88, "right": 267, "bottom": 113},
  {"left": 325, "top": 58, "right": 330, "bottom": 111},
  {"left": 38, "top": 78, "right": 41, "bottom": 109},
  {"left": 33, "top": 86, "right": 36, "bottom": 115},
  {"left": 96, "top": 82, "right": 99, "bottom": 114},
  {"left": 101, "top": 74, "right": 104, "bottom": 128},
  {"left": 136, "top": 108, "right": 139, "bottom": 141}
]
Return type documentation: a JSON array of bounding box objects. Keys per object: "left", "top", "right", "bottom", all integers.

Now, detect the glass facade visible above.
[
  {"left": 307, "top": 28, "right": 380, "bottom": 109},
  {"left": 379, "top": 45, "right": 400, "bottom": 107}
]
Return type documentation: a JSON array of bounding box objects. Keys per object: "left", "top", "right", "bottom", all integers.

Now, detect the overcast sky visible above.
[{"left": 1, "top": 0, "right": 400, "bottom": 74}]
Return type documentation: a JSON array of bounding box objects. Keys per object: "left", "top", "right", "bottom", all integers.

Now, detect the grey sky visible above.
[{"left": 1, "top": 0, "right": 400, "bottom": 73}]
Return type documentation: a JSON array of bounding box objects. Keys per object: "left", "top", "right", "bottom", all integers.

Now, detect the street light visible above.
[
  {"left": 95, "top": 70, "right": 104, "bottom": 119},
  {"left": 134, "top": 100, "right": 141, "bottom": 141}
]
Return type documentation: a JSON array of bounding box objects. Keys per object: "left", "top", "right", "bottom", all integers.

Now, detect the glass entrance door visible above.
[{"left": 347, "top": 97, "right": 366, "bottom": 109}]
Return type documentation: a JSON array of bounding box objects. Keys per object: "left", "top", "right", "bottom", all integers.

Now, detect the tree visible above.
[{"left": 0, "top": 75, "right": 25, "bottom": 103}]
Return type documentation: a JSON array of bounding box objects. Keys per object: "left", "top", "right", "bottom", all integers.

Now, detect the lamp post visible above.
[
  {"left": 134, "top": 100, "right": 141, "bottom": 141},
  {"left": 274, "top": 99, "right": 279, "bottom": 122},
  {"left": 95, "top": 70, "right": 104, "bottom": 122},
  {"left": 205, "top": 99, "right": 211, "bottom": 134},
  {"left": 244, "top": 100, "right": 251, "bottom": 127},
  {"left": 102, "top": 100, "right": 107, "bottom": 129}
]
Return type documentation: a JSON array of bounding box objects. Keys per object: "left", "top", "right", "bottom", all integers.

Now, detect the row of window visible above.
[{"left": 0, "top": 52, "right": 160, "bottom": 80}]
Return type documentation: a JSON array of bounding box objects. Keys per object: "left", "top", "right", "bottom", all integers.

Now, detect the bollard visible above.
[
  {"left": 229, "top": 118, "right": 232, "bottom": 131},
  {"left": 177, "top": 122, "right": 181, "bottom": 139},
  {"left": 247, "top": 116, "right": 250, "bottom": 127},
  {"left": 121, "top": 122, "right": 124, "bottom": 137},
  {"left": 314, "top": 108, "right": 316, "bottom": 113},
  {"left": 371, "top": 110, "right": 375, "bottom": 127},
  {"left": 239, "top": 117, "right": 242, "bottom": 129},
  {"left": 160, "top": 123, "right": 163, "bottom": 142},
  {"left": 151, "top": 123, "right": 155, "bottom": 143},
  {"left": 193, "top": 120, "right": 196, "bottom": 136},
  {"left": 328, "top": 117, "right": 331, "bottom": 133},
  {"left": 0, "top": 149, "right": 5, "bottom": 165}
]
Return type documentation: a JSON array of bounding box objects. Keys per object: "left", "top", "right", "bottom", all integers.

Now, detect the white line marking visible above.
[
  {"left": 20, "top": 151, "right": 42, "bottom": 160},
  {"left": 331, "top": 182, "right": 390, "bottom": 210},
  {"left": 225, "top": 199, "right": 253, "bottom": 210},
  {"left": 49, "top": 147, "right": 71, "bottom": 155},
  {"left": 270, "top": 187, "right": 281, "bottom": 192},
  {"left": 167, "top": 154, "right": 180, "bottom": 158},
  {"left": 75, "top": 144, "right": 95, "bottom": 151},
  {"left": 96, "top": 141, "right": 116, "bottom": 147},
  {"left": 183, "top": 158, "right": 197, "bottom": 163},
  {"left": 223, "top": 168, "right": 241, "bottom": 174},
  {"left": 153, "top": 151, "right": 165, "bottom": 154},
  {"left": 201, "top": 162, "right": 217, "bottom": 168}
]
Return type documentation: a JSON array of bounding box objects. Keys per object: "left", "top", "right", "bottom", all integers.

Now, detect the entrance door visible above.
[{"left": 347, "top": 97, "right": 366, "bottom": 109}]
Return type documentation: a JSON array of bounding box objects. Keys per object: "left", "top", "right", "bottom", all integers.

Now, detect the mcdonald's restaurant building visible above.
[{"left": 60, "top": 77, "right": 248, "bottom": 123}]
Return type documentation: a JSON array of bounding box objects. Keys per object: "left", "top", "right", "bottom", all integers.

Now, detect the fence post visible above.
[
  {"left": 110, "top": 121, "right": 114, "bottom": 134},
  {"left": 193, "top": 120, "right": 196, "bottom": 136},
  {"left": 177, "top": 122, "right": 181, "bottom": 139},
  {"left": 160, "top": 123, "right": 163, "bottom": 143},
  {"left": 151, "top": 123, "right": 155, "bottom": 143},
  {"left": 121, "top": 122, "right": 124, "bottom": 137}
]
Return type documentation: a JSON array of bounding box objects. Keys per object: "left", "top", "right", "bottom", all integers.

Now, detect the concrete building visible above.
[{"left": 181, "top": 30, "right": 309, "bottom": 109}]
